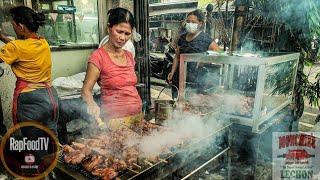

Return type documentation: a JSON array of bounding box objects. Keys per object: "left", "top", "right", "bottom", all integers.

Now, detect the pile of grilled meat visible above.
[
  {"left": 223, "top": 94, "right": 254, "bottom": 117},
  {"left": 183, "top": 93, "right": 255, "bottom": 117},
  {"left": 182, "top": 93, "right": 223, "bottom": 116},
  {"left": 62, "top": 121, "right": 168, "bottom": 180}
]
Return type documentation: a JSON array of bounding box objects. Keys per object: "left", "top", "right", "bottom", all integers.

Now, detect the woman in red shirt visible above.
[{"left": 82, "top": 8, "right": 142, "bottom": 130}]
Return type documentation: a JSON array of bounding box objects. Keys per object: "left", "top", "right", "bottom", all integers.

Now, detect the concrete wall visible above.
[
  {"left": 0, "top": 62, "right": 15, "bottom": 130},
  {"left": 0, "top": 44, "right": 93, "bottom": 129},
  {"left": 51, "top": 49, "right": 92, "bottom": 79}
]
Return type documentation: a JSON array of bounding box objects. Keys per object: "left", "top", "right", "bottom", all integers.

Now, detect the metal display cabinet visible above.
[{"left": 179, "top": 52, "right": 300, "bottom": 133}]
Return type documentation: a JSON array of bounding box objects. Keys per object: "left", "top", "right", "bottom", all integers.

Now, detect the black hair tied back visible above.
[{"left": 9, "top": 6, "right": 45, "bottom": 32}]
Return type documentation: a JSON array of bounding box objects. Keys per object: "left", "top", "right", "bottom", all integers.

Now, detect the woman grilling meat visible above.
[
  {"left": 82, "top": 8, "right": 142, "bottom": 130},
  {"left": 0, "top": 6, "right": 59, "bottom": 135},
  {"left": 167, "top": 10, "right": 221, "bottom": 99}
]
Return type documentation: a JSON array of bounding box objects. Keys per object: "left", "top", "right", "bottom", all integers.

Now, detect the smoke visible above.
[
  {"left": 137, "top": 112, "right": 207, "bottom": 159},
  {"left": 123, "top": 91, "right": 231, "bottom": 163},
  {"left": 241, "top": 0, "right": 319, "bottom": 53},
  {"left": 240, "top": 41, "right": 265, "bottom": 54},
  {"left": 251, "top": 0, "right": 312, "bottom": 31},
  {"left": 275, "top": 0, "right": 311, "bottom": 32}
]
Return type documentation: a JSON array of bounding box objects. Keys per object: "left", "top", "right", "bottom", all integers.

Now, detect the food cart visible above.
[
  {"left": 179, "top": 52, "right": 299, "bottom": 133},
  {"left": 178, "top": 52, "right": 300, "bottom": 177}
]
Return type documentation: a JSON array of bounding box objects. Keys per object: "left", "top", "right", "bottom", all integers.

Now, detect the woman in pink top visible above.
[{"left": 82, "top": 8, "right": 142, "bottom": 129}]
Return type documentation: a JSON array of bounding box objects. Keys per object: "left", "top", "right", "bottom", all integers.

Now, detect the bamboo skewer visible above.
[
  {"left": 132, "top": 163, "right": 142, "bottom": 169},
  {"left": 120, "top": 122, "right": 130, "bottom": 128},
  {"left": 143, "top": 160, "right": 153, "bottom": 166},
  {"left": 159, "top": 158, "right": 168, "bottom": 163},
  {"left": 126, "top": 167, "right": 139, "bottom": 174}
]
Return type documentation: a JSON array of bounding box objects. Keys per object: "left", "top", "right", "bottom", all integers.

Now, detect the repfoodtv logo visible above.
[
  {"left": 10, "top": 137, "right": 49, "bottom": 152},
  {"left": 0, "top": 122, "right": 60, "bottom": 180},
  {"left": 273, "top": 132, "right": 320, "bottom": 180}
]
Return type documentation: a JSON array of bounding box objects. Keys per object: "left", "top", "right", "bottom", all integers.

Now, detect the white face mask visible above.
[{"left": 185, "top": 22, "right": 199, "bottom": 34}]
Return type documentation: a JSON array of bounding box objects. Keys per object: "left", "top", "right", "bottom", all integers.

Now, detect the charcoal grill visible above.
[{"left": 54, "top": 121, "right": 232, "bottom": 180}]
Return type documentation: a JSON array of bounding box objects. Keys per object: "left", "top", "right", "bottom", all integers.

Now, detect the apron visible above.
[{"left": 12, "top": 78, "right": 58, "bottom": 125}]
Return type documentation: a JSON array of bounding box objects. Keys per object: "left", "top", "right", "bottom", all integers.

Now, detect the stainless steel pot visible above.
[{"left": 154, "top": 84, "right": 179, "bottom": 125}]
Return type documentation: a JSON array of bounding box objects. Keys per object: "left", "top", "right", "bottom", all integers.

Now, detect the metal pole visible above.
[
  {"left": 181, "top": 147, "right": 231, "bottom": 180},
  {"left": 134, "top": 0, "right": 151, "bottom": 111},
  {"left": 227, "top": 125, "right": 232, "bottom": 180}
]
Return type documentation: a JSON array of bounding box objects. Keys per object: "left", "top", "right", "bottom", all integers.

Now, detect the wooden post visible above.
[
  {"left": 98, "top": 0, "right": 108, "bottom": 41},
  {"left": 230, "top": 0, "right": 248, "bottom": 53}
]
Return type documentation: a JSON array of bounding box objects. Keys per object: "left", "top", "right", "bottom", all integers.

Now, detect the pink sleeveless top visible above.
[{"left": 88, "top": 47, "right": 142, "bottom": 119}]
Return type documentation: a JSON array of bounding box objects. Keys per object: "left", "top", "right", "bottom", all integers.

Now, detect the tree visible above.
[{"left": 245, "top": 0, "right": 320, "bottom": 121}]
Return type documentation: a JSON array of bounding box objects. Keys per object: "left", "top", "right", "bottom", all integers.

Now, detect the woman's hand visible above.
[
  {"left": 87, "top": 102, "right": 101, "bottom": 119},
  {"left": 82, "top": 63, "right": 101, "bottom": 119}
]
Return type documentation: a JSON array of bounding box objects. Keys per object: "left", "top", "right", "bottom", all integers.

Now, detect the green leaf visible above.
[{"left": 304, "top": 60, "right": 314, "bottom": 67}]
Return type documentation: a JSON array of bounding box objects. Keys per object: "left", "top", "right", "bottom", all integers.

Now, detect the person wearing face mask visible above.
[{"left": 167, "top": 9, "right": 221, "bottom": 99}]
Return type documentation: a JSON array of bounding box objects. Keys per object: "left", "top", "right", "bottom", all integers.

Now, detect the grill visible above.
[{"left": 55, "top": 121, "right": 232, "bottom": 180}]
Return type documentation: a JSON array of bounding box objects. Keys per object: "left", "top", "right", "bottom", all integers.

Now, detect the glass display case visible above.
[
  {"left": 179, "top": 52, "right": 299, "bottom": 133},
  {"left": 31, "top": 0, "right": 99, "bottom": 46}
]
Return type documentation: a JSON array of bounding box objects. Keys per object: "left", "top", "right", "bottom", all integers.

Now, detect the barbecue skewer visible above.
[
  {"left": 119, "top": 122, "right": 140, "bottom": 134},
  {"left": 126, "top": 167, "right": 139, "bottom": 174},
  {"left": 143, "top": 160, "right": 153, "bottom": 166},
  {"left": 132, "top": 163, "right": 141, "bottom": 169},
  {"left": 159, "top": 158, "right": 168, "bottom": 163},
  {"left": 120, "top": 122, "right": 131, "bottom": 128}
]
